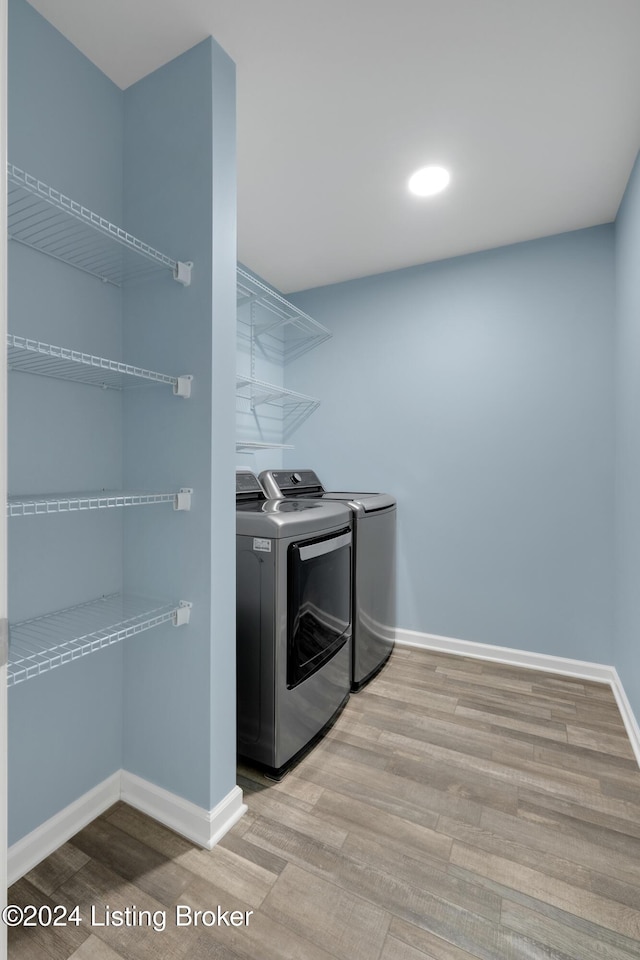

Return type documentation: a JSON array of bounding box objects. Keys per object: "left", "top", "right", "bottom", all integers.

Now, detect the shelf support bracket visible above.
[
  {"left": 174, "top": 261, "right": 193, "bottom": 286},
  {"left": 173, "top": 375, "right": 193, "bottom": 398},
  {"left": 174, "top": 488, "right": 193, "bottom": 511},
  {"left": 173, "top": 602, "right": 192, "bottom": 627}
]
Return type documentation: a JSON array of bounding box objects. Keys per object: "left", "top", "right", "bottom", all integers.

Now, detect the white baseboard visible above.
[
  {"left": 395, "top": 627, "right": 640, "bottom": 769},
  {"left": 7, "top": 771, "right": 120, "bottom": 886},
  {"left": 395, "top": 627, "right": 615, "bottom": 681},
  {"left": 609, "top": 668, "right": 640, "bottom": 770},
  {"left": 8, "top": 772, "right": 246, "bottom": 884},
  {"left": 120, "top": 772, "right": 247, "bottom": 850}
]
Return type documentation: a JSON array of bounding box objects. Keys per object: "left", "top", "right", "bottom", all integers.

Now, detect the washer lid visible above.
[
  {"left": 236, "top": 497, "right": 351, "bottom": 538},
  {"left": 320, "top": 492, "right": 396, "bottom": 513}
]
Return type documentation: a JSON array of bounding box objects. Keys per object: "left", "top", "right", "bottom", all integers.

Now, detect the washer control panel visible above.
[{"left": 259, "top": 470, "right": 323, "bottom": 498}]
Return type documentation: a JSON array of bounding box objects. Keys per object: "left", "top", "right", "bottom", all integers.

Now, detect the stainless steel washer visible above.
[
  {"left": 259, "top": 470, "right": 396, "bottom": 690},
  {"left": 236, "top": 470, "right": 352, "bottom": 778}
]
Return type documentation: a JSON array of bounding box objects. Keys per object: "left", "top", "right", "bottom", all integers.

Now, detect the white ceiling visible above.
[{"left": 25, "top": 0, "right": 640, "bottom": 293}]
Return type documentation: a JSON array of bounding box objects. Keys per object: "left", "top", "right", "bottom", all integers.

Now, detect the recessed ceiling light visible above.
[{"left": 408, "top": 165, "right": 450, "bottom": 197}]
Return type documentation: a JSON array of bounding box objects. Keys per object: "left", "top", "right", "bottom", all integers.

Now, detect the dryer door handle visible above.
[{"left": 299, "top": 531, "right": 351, "bottom": 561}]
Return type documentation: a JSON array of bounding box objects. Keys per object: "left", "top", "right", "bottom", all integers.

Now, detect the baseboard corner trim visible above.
[
  {"left": 120, "top": 771, "right": 247, "bottom": 850},
  {"left": 610, "top": 669, "right": 640, "bottom": 769},
  {"left": 7, "top": 770, "right": 121, "bottom": 887},
  {"left": 8, "top": 772, "right": 247, "bottom": 885}
]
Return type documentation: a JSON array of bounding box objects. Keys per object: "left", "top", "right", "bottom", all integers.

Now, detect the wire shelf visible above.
[
  {"left": 237, "top": 266, "right": 331, "bottom": 363},
  {"left": 235, "top": 441, "right": 294, "bottom": 451},
  {"left": 7, "top": 164, "right": 191, "bottom": 287},
  {"left": 236, "top": 375, "right": 320, "bottom": 439},
  {"left": 7, "top": 593, "right": 192, "bottom": 687},
  {"left": 7, "top": 335, "right": 192, "bottom": 396},
  {"left": 7, "top": 489, "right": 192, "bottom": 517}
]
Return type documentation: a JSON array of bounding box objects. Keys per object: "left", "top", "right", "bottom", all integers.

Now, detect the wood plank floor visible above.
[{"left": 8, "top": 647, "right": 640, "bottom": 959}]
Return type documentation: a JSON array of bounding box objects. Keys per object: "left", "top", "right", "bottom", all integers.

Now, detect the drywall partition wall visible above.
[
  {"left": 615, "top": 149, "right": 640, "bottom": 722},
  {"left": 122, "top": 38, "right": 238, "bottom": 809},
  {"left": 7, "top": 0, "right": 124, "bottom": 842},
  {"left": 208, "top": 39, "right": 238, "bottom": 805},
  {"left": 286, "top": 226, "right": 616, "bottom": 663}
]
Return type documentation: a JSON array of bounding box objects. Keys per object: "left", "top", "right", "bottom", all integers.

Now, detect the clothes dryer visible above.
[
  {"left": 259, "top": 470, "right": 396, "bottom": 690},
  {"left": 236, "top": 470, "right": 352, "bottom": 777}
]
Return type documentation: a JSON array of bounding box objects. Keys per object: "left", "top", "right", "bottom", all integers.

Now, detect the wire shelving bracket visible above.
[
  {"left": 7, "top": 593, "right": 193, "bottom": 687},
  {"left": 7, "top": 164, "right": 192, "bottom": 287},
  {"left": 236, "top": 375, "right": 320, "bottom": 439},
  {"left": 7, "top": 335, "right": 192, "bottom": 396},
  {"left": 7, "top": 489, "right": 192, "bottom": 518},
  {"left": 237, "top": 266, "right": 331, "bottom": 364}
]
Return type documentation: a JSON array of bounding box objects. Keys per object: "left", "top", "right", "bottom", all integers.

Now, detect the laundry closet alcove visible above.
[{"left": 5, "top": 0, "right": 240, "bottom": 872}]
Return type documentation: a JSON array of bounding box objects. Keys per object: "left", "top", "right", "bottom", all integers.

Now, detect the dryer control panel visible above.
[{"left": 236, "top": 470, "right": 267, "bottom": 500}]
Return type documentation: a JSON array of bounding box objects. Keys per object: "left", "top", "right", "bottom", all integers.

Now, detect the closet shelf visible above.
[
  {"left": 7, "top": 164, "right": 192, "bottom": 287},
  {"left": 7, "top": 335, "right": 192, "bottom": 397},
  {"left": 237, "top": 266, "right": 331, "bottom": 363},
  {"left": 235, "top": 441, "right": 294, "bottom": 452},
  {"left": 7, "top": 593, "right": 192, "bottom": 687},
  {"left": 236, "top": 375, "right": 320, "bottom": 439},
  {"left": 7, "top": 489, "right": 192, "bottom": 517}
]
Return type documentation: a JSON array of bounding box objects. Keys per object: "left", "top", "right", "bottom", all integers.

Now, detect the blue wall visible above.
[
  {"left": 285, "top": 227, "right": 616, "bottom": 663},
  {"left": 7, "top": 0, "right": 124, "bottom": 844},
  {"left": 615, "top": 151, "right": 640, "bottom": 721}
]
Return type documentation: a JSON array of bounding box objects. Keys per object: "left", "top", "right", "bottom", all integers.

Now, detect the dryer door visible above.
[{"left": 287, "top": 528, "right": 351, "bottom": 689}]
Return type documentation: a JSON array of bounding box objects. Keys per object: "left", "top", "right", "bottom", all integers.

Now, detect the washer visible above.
[
  {"left": 236, "top": 470, "right": 352, "bottom": 778},
  {"left": 259, "top": 469, "right": 396, "bottom": 691}
]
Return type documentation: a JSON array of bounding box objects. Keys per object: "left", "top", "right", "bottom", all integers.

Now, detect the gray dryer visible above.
[{"left": 236, "top": 471, "right": 352, "bottom": 777}]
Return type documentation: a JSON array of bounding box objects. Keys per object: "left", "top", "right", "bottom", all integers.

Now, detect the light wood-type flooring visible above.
[{"left": 8, "top": 647, "right": 640, "bottom": 959}]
